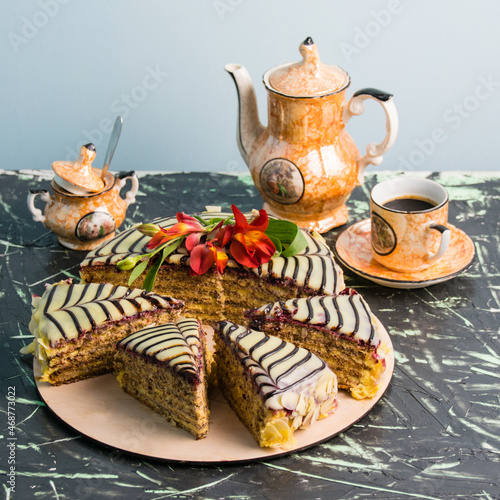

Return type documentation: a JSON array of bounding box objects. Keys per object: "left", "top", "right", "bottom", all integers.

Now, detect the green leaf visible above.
[
  {"left": 193, "top": 215, "right": 208, "bottom": 226},
  {"left": 128, "top": 258, "right": 149, "bottom": 287},
  {"left": 265, "top": 219, "right": 308, "bottom": 257},
  {"left": 207, "top": 217, "right": 225, "bottom": 225},
  {"left": 142, "top": 239, "right": 182, "bottom": 292},
  {"left": 280, "top": 231, "right": 308, "bottom": 258},
  {"left": 267, "top": 235, "right": 282, "bottom": 255}
]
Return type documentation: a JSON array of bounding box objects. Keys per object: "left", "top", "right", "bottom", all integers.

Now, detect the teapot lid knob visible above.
[
  {"left": 299, "top": 38, "right": 321, "bottom": 75},
  {"left": 266, "top": 37, "right": 349, "bottom": 98}
]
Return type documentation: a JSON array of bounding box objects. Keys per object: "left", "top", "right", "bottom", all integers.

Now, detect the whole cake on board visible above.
[
  {"left": 79, "top": 208, "right": 345, "bottom": 324},
  {"left": 22, "top": 205, "right": 391, "bottom": 450},
  {"left": 23, "top": 280, "right": 183, "bottom": 385},
  {"left": 114, "top": 318, "right": 210, "bottom": 440}
]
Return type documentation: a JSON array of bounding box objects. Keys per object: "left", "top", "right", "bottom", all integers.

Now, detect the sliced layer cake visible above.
[
  {"left": 114, "top": 318, "right": 209, "bottom": 440},
  {"left": 22, "top": 280, "right": 183, "bottom": 385},
  {"left": 213, "top": 320, "right": 338, "bottom": 449},
  {"left": 246, "top": 290, "right": 387, "bottom": 399},
  {"left": 79, "top": 210, "right": 345, "bottom": 324}
]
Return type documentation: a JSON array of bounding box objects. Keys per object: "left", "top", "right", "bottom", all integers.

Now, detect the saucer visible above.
[{"left": 334, "top": 219, "right": 475, "bottom": 289}]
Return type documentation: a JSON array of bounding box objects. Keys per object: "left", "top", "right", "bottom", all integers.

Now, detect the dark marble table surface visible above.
[{"left": 1, "top": 170, "right": 499, "bottom": 499}]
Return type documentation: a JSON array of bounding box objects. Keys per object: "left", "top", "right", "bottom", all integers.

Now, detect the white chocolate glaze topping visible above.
[
  {"left": 214, "top": 321, "right": 337, "bottom": 430},
  {"left": 80, "top": 211, "right": 344, "bottom": 295},
  {"left": 251, "top": 292, "right": 382, "bottom": 347},
  {"left": 27, "top": 280, "right": 183, "bottom": 347},
  {"left": 117, "top": 318, "right": 203, "bottom": 381}
]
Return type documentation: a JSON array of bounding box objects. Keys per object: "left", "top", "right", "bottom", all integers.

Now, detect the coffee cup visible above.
[{"left": 370, "top": 177, "right": 451, "bottom": 272}]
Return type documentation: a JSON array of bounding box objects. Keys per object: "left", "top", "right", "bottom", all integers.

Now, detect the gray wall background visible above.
[{"left": 2, "top": 0, "right": 499, "bottom": 175}]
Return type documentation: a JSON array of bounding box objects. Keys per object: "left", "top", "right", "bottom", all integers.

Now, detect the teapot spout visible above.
[{"left": 225, "top": 64, "right": 265, "bottom": 165}]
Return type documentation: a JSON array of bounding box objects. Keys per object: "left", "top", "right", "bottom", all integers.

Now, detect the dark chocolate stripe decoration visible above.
[
  {"left": 95, "top": 301, "right": 113, "bottom": 322},
  {"left": 319, "top": 296, "right": 330, "bottom": 325},
  {"left": 127, "top": 298, "right": 141, "bottom": 309},
  {"left": 130, "top": 234, "right": 149, "bottom": 254},
  {"left": 117, "top": 320, "right": 202, "bottom": 379},
  {"left": 43, "top": 284, "right": 58, "bottom": 316},
  {"left": 45, "top": 314, "right": 68, "bottom": 341},
  {"left": 94, "top": 283, "right": 106, "bottom": 302},
  {"left": 304, "top": 256, "right": 313, "bottom": 288},
  {"left": 309, "top": 234, "right": 321, "bottom": 253},
  {"left": 257, "top": 339, "right": 287, "bottom": 365},
  {"left": 348, "top": 294, "right": 360, "bottom": 334},
  {"left": 268, "top": 257, "right": 274, "bottom": 275},
  {"left": 80, "top": 305, "right": 97, "bottom": 330},
  {"left": 249, "top": 336, "right": 270, "bottom": 356},
  {"left": 320, "top": 256, "right": 327, "bottom": 293},
  {"left": 292, "top": 256, "right": 300, "bottom": 281},
  {"left": 254, "top": 293, "right": 381, "bottom": 347},
  {"left": 305, "top": 297, "right": 314, "bottom": 322},
  {"left": 281, "top": 255, "right": 289, "bottom": 276},
  {"left": 65, "top": 309, "right": 83, "bottom": 336},
  {"left": 358, "top": 295, "right": 376, "bottom": 344},
  {"left": 332, "top": 297, "right": 344, "bottom": 330},
  {"left": 267, "top": 345, "right": 299, "bottom": 373},
  {"left": 141, "top": 290, "right": 161, "bottom": 308},
  {"left": 33, "top": 282, "right": 181, "bottom": 346},
  {"left": 109, "top": 299, "right": 125, "bottom": 315},
  {"left": 275, "top": 351, "right": 323, "bottom": 387},
  {"left": 216, "top": 321, "right": 333, "bottom": 406},
  {"left": 107, "top": 228, "right": 137, "bottom": 257},
  {"left": 60, "top": 284, "right": 76, "bottom": 310},
  {"left": 142, "top": 335, "right": 185, "bottom": 355}
]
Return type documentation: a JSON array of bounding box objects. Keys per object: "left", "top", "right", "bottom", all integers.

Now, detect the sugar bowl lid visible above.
[
  {"left": 52, "top": 143, "right": 105, "bottom": 194},
  {"left": 264, "top": 37, "right": 349, "bottom": 98}
]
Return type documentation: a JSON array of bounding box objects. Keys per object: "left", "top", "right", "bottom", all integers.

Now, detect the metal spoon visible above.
[{"left": 101, "top": 116, "right": 123, "bottom": 180}]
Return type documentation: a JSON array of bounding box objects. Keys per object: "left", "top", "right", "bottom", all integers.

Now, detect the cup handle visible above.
[
  {"left": 116, "top": 171, "right": 139, "bottom": 207},
  {"left": 343, "top": 88, "right": 399, "bottom": 185},
  {"left": 426, "top": 223, "right": 451, "bottom": 263},
  {"left": 27, "top": 189, "right": 52, "bottom": 223}
]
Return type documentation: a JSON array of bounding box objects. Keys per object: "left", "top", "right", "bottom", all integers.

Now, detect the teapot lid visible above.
[
  {"left": 264, "top": 37, "right": 349, "bottom": 98},
  {"left": 52, "top": 143, "right": 105, "bottom": 194}
]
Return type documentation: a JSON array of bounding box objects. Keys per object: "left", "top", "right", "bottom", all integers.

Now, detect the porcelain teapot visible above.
[
  {"left": 27, "top": 144, "right": 138, "bottom": 250},
  {"left": 225, "top": 37, "right": 398, "bottom": 232}
]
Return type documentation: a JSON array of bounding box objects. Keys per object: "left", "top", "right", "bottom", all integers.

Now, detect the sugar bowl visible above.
[{"left": 27, "top": 143, "right": 138, "bottom": 251}]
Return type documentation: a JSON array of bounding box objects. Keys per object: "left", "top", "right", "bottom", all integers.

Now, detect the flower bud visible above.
[
  {"left": 138, "top": 223, "right": 161, "bottom": 237},
  {"left": 117, "top": 255, "right": 143, "bottom": 271}
]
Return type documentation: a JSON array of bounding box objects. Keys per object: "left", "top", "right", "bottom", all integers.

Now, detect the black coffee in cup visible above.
[{"left": 383, "top": 196, "right": 436, "bottom": 212}]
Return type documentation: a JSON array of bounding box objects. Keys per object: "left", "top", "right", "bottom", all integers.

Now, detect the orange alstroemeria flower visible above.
[
  {"left": 190, "top": 241, "right": 229, "bottom": 275},
  {"left": 146, "top": 213, "right": 206, "bottom": 250},
  {"left": 229, "top": 205, "right": 276, "bottom": 268}
]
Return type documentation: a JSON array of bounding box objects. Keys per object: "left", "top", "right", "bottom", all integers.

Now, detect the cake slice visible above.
[
  {"left": 246, "top": 290, "right": 387, "bottom": 399},
  {"left": 213, "top": 320, "right": 337, "bottom": 449},
  {"left": 114, "top": 318, "right": 209, "bottom": 439},
  {"left": 22, "top": 279, "right": 183, "bottom": 385}
]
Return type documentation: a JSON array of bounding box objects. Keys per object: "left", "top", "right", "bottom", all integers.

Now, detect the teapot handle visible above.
[
  {"left": 343, "top": 88, "right": 399, "bottom": 184},
  {"left": 27, "top": 189, "right": 52, "bottom": 224},
  {"left": 116, "top": 171, "right": 139, "bottom": 207}
]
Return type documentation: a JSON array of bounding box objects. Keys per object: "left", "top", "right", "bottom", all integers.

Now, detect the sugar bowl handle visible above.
[
  {"left": 343, "top": 88, "right": 399, "bottom": 185},
  {"left": 27, "top": 189, "right": 52, "bottom": 223},
  {"left": 116, "top": 171, "right": 139, "bottom": 207}
]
